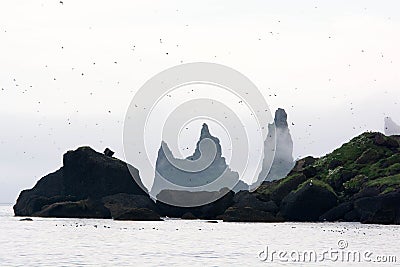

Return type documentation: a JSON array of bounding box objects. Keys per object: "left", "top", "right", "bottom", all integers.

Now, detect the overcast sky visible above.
[{"left": 1, "top": 0, "right": 399, "bottom": 203}]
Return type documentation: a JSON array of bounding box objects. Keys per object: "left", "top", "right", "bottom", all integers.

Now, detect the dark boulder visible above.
[
  {"left": 113, "top": 208, "right": 162, "bottom": 221},
  {"left": 102, "top": 193, "right": 159, "bottom": 219},
  {"left": 155, "top": 189, "right": 234, "bottom": 219},
  {"left": 103, "top": 148, "right": 115, "bottom": 157},
  {"left": 35, "top": 199, "right": 111, "bottom": 219},
  {"left": 354, "top": 191, "right": 400, "bottom": 224},
  {"left": 217, "top": 191, "right": 280, "bottom": 222},
  {"left": 280, "top": 179, "right": 338, "bottom": 221},
  {"left": 232, "top": 191, "right": 278, "bottom": 213},
  {"left": 217, "top": 207, "right": 281, "bottom": 222},
  {"left": 320, "top": 202, "right": 354, "bottom": 222}
]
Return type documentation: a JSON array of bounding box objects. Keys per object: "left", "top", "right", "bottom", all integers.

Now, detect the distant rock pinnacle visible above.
[
  {"left": 274, "top": 108, "right": 288, "bottom": 128},
  {"left": 151, "top": 124, "right": 242, "bottom": 197},
  {"left": 259, "top": 108, "right": 295, "bottom": 183},
  {"left": 384, "top": 117, "right": 400, "bottom": 136}
]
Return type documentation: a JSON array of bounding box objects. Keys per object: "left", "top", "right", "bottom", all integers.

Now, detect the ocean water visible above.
[{"left": 0, "top": 204, "right": 399, "bottom": 266}]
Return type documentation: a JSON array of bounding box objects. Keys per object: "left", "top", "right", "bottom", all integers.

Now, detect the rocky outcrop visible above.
[
  {"left": 14, "top": 147, "right": 151, "bottom": 219},
  {"left": 253, "top": 132, "right": 400, "bottom": 224}
]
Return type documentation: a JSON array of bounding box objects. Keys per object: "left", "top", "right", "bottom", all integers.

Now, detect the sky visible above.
[{"left": 0, "top": 0, "right": 400, "bottom": 203}]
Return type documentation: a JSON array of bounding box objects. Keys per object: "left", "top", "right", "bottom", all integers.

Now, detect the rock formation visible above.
[
  {"left": 13, "top": 147, "right": 158, "bottom": 220},
  {"left": 385, "top": 117, "right": 400, "bottom": 136},
  {"left": 151, "top": 123, "right": 243, "bottom": 198},
  {"left": 152, "top": 108, "right": 294, "bottom": 198},
  {"left": 258, "top": 108, "right": 295, "bottom": 184},
  {"left": 13, "top": 130, "right": 400, "bottom": 224},
  {"left": 13, "top": 146, "right": 236, "bottom": 220},
  {"left": 247, "top": 132, "right": 400, "bottom": 224}
]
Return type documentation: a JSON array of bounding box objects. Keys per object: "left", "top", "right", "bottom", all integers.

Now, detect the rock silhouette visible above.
[{"left": 13, "top": 125, "right": 400, "bottom": 224}]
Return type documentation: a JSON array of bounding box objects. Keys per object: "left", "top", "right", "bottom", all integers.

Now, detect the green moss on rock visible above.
[{"left": 366, "top": 174, "right": 400, "bottom": 189}]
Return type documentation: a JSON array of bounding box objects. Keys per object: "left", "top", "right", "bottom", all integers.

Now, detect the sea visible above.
[{"left": 0, "top": 204, "right": 399, "bottom": 266}]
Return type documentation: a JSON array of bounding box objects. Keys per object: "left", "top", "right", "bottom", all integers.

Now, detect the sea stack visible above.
[
  {"left": 385, "top": 117, "right": 400, "bottom": 136},
  {"left": 259, "top": 108, "right": 295, "bottom": 183},
  {"left": 151, "top": 123, "right": 243, "bottom": 197}
]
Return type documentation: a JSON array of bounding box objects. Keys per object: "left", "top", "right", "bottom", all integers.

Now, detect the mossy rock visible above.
[
  {"left": 280, "top": 179, "right": 338, "bottom": 221},
  {"left": 324, "top": 167, "right": 356, "bottom": 192},
  {"left": 343, "top": 175, "right": 368, "bottom": 194},
  {"left": 379, "top": 154, "right": 400, "bottom": 168},
  {"left": 295, "top": 179, "right": 336, "bottom": 196},
  {"left": 356, "top": 148, "right": 381, "bottom": 164},
  {"left": 386, "top": 163, "right": 400, "bottom": 176},
  {"left": 270, "top": 174, "right": 307, "bottom": 204},
  {"left": 365, "top": 174, "right": 400, "bottom": 194}
]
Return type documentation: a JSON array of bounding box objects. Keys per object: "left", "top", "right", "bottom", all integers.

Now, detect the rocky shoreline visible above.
[{"left": 14, "top": 132, "right": 400, "bottom": 224}]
